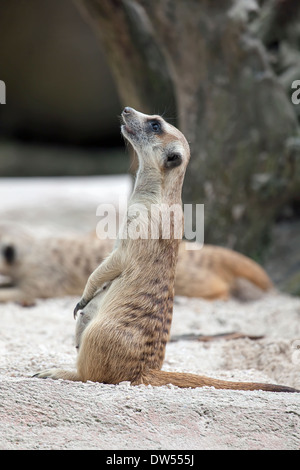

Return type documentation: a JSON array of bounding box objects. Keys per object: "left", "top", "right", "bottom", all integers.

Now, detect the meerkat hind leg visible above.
[
  {"left": 0, "top": 287, "right": 35, "bottom": 306},
  {"left": 33, "top": 368, "right": 81, "bottom": 381},
  {"left": 0, "top": 287, "right": 22, "bottom": 302}
]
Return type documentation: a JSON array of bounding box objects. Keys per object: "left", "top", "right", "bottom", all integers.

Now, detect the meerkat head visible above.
[
  {"left": 0, "top": 224, "right": 31, "bottom": 277},
  {"left": 0, "top": 238, "right": 17, "bottom": 276},
  {"left": 121, "top": 107, "right": 190, "bottom": 178}
]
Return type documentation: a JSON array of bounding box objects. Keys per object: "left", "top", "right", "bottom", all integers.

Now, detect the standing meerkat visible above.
[{"left": 34, "top": 107, "right": 297, "bottom": 392}]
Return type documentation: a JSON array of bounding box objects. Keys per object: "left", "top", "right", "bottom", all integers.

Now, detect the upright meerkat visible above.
[{"left": 34, "top": 108, "right": 297, "bottom": 392}]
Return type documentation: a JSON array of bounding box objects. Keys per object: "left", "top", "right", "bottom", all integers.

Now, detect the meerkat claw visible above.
[
  {"left": 73, "top": 306, "right": 79, "bottom": 319},
  {"left": 32, "top": 369, "right": 57, "bottom": 379},
  {"left": 74, "top": 300, "right": 86, "bottom": 319}
]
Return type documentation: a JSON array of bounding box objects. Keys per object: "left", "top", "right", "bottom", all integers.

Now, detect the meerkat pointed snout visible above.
[{"left": 121, "top": 107, "right": 190, "bottom": 177}]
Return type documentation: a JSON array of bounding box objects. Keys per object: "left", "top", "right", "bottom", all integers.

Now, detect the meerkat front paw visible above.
[{"left": 73, "top": 298, "right": 88, "bottom": 319}]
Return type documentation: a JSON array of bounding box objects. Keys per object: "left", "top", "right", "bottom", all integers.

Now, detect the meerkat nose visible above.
[{"left": 123, "top": 107, "right": 133, "bottom": 115}]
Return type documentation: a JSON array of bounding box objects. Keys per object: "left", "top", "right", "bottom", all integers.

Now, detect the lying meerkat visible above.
[
  {"left": 0, "top": 223, "right": 113, "bottom": 305},
  {"left": 0, "top": 225, "right": 273, "bottom": 305},
  {"left": 34, "top": 107, "right": 297, "bottom": 392}
]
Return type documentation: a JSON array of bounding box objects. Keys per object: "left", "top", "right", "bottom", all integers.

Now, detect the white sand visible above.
[{"left": 0, "top": 176, "right": 299, "bottom": 450}]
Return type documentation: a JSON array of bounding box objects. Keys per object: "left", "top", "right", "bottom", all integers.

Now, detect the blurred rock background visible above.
[
  {"left": 0, "top": 0, "right": 127, "bottom": 174},
  {"left": 0, "top": 0, "right": 299, "bottom": 294}
]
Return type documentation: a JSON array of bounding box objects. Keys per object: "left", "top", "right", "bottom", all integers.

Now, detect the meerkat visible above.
[
  {"left": 34, "top": 107, "right": 297, "bottom": 392},
  {"left": 0, "top": 225, "right": 272, "bottom": 305},
  {"left": 0, "top": 223, "right": 113, "bottom": 305}
]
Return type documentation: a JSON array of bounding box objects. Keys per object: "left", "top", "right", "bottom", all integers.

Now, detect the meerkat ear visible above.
[
  {"left": 164, "top": 153, "right": 182, "bottom": 169},
  {"left": 2, "top": 245, "right": 16, "bottom": 264}
]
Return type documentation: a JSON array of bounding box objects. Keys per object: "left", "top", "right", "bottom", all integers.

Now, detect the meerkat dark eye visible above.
[
  {"left": 2, "top": 245, "right": 15, "bottom": 264},
  {"left": 164, "top": 153, "right": 182, "bottom": 169},
  {"left": 149, "top": 120, "right": 162, "bottom": 133}
]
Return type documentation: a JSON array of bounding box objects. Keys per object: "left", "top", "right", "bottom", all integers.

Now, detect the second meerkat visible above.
[{"left": 34, "top": 108, "right": 298, "bottom": 392}]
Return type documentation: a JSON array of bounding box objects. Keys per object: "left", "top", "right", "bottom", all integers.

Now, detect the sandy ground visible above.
[{"left": 0, "top": 176, "right": 299, "bottom": 450}]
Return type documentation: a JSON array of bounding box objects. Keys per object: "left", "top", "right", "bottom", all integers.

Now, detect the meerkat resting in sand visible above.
[
  {"left": 0, "top": 224, "right": 113, "bottom": 305},
  {"left": 0, "top": 226, "right": 273, "bottom": 305},
  {"left": 34, "top": 108, "right": 297, "bottom": 392}
]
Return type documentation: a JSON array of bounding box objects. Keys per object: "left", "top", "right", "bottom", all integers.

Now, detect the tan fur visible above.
[
  {"left": 0, "top": 229, "right": 273, "bottom": 305},
  {"left": 0, "top": 224, "right": 113, "bottom": 305},
  {"left": 176, "top": 241, "right": 273, "bottom": 301},
  {"left": 34, "top": 108, "right": 298, "bottom": 393}
]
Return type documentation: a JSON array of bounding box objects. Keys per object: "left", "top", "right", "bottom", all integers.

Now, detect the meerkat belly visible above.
[{"left": 77, "top": 269, "right": 174, "bottom": 383}]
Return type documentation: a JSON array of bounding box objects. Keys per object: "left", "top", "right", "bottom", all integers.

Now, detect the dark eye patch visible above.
[
  {"left": 164, "top": 153, "right": 182, "bottom": 169},
  {"left": 2, "top": 245, "right": 15, "bottom": 264},
  {"left": 148, "top": 119, "right": 162, "bottom": 134}
]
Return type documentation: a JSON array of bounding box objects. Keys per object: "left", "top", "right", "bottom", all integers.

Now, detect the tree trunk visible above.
[
  {"left": 76, "top": 0, "right": 300, "bottom": 258},
  {"left": 76, "top": 0, "right": 176, "bottom": 173}
]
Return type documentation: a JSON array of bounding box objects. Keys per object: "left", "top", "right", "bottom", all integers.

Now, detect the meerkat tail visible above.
[
  {"left": 206, "top": 245, "right": 273, "bottom": 291},
  {"left": 140, "top": 370, "right": 299, "bottom": 393},
  {"left": 197, "top": 245, "right": 273, "bottom": 291}
]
